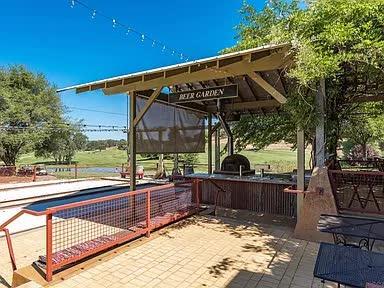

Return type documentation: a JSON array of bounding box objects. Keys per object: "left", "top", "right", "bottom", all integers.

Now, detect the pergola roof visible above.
[{"left": 58, "top": 43, "right": 293, "bottom": 115}]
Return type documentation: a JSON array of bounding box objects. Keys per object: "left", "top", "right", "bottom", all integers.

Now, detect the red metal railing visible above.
[
  {"left": 328, "top": 170, "right": 384, "bottom": 215},
  {"left": 1, "top": 181, "right": 199, "bottom": 282}
]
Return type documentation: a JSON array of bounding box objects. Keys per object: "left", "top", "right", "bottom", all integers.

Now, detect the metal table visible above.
[
  {"left": 318, "top": 214, "right": 384, "bottom": 250},
  {"left": 314, "top": 242, "right": 384, "bottom": 288}
]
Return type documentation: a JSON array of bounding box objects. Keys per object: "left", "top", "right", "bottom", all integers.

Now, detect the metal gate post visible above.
[
  {"left": 3, "top": 228, "right": 17, "bottom": 271},
  {"left": 146, "top": 190, "right": 151, "bottom": 237},
  {"left": 195, "top": 179, "right": 200, "bottom": 211},
  {"left": 46, "top": 213, "right": 53, "bottom": 282}
]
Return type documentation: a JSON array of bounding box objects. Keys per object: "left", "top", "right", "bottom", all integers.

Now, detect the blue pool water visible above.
[{"left": 25, "top": 183, "right": 157, "bottom": 213}]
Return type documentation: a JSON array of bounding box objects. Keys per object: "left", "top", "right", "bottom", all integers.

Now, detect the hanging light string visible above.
[
  {"left": 67, "top": 0, "right": 239, "bottom": 93},
  {"left": 69, "top": 0, "right": 189, "bottom": 62},
  {"left": 0, "top": 123, "right": 128, "bottom": 132}
]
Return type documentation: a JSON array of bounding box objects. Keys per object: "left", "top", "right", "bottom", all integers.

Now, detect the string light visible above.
[
  {"left": 0, "top": 123, "right": 129, "bottom": 133},
  {"left": 68, "top": 0, "right": 191, "bottom": 61}
]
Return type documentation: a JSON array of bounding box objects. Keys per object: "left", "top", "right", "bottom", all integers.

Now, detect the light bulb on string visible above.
[{"left": 67, "top": 0, "right": 191, "bottom": 65}]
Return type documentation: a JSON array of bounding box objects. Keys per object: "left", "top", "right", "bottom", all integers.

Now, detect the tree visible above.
[
  {"left": 0, "top": 66, "right": 63, "bottom": 165},
  {"left": 117, "top": 139, "right": 127, "bottom": 150},
  {"left": 225, "top": 0, "right": 384, "bottom": 158},
  {"left": 341, "top": 103, "right": 384, "bottom": 158},
  {"left": 34, "top": 123, "right": 88, "bottom": 164}
]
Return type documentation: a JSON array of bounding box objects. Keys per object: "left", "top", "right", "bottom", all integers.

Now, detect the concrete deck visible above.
[{"left": 0, "top": 215, "right": 340, "bottom": 288}]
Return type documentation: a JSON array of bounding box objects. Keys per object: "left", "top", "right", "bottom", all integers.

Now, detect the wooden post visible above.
[
  {"left": 126, "top": 94, "right": 130, "bottom": 163},
  {"left": 215, "top": 127, "right": 221, "bottom": 171},
  {"left": 315, "top": 79, "right": 326, "bottom": 167},
  {"left": 32, "top": 165, "right": 36, "bottom": 182},
  {"left": 74, "top": 163, "right": 78, "bottom": 179},
  {"left": 207, "top": 113, "right": 212, "bottom": 174},
  {"left": 129, "top": 91, "right": 137, "bottom": 191},
  {"left": 218, "top": 114, "right": 233, "bottom": 156},
  {"left": 297, "top": 128, "right": 305, "bottom": 219},
  {"left": 158, "top": 154, "right": 164, "bottom": 176}
]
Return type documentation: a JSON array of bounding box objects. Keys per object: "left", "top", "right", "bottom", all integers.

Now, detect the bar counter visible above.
[{"left": 187, "top": 173, "right": 296, "bottom": 217}]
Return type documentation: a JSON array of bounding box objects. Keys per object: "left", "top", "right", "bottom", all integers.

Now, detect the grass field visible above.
[{"left": 16, "top": 146, "right": 311, "bottom": 175}]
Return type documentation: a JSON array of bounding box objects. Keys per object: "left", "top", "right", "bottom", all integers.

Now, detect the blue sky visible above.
[{"left": 0, "top": 0, "right": 264, "bottom": 140}]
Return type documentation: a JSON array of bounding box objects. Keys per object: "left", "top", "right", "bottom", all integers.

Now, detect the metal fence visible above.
[
  {"left": 329, "top": 170, "right": 384, "bottom": 215},
  {"left": 0, "top": 165, "right": 17, "bottom": 176},
  {"left": 1, "top": 181, "right": 199, "bottom": 282},
  {"left": 337, "top": 159, "right": 384, "bottom": 172}
]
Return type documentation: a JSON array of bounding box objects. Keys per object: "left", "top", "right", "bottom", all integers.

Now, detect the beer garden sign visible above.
[{"left": 169, "top": 84, "right": 238, "bottom": 103}]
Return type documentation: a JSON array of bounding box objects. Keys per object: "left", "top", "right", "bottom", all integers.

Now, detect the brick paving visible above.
[{"left": 0, "top": 215, "right": 339, "bottom": 288}]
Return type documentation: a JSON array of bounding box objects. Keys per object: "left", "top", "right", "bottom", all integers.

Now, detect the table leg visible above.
[
  {"left": 359, "top": 238, "right": 375, "bottom": 251},
  {"left": 348, "top": 185, "right": 364, "bottom": 209},
  {"left": 208, "top": 180, "right": 227, "bottom": 215},
  {"left": 364, "top": 185, "right": 381, "bottom": 211},
  {"left": 333, "top": 233, "right": 347, "bottom": 246}
]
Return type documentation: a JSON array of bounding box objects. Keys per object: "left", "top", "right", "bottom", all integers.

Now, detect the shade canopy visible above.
[{"left": 58, "top": 43, "right": 293, "bottom": 116}]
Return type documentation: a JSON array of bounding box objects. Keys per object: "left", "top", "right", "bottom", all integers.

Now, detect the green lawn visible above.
[{"left": 17, "top": 146, "right": 310, "bottom": 174}]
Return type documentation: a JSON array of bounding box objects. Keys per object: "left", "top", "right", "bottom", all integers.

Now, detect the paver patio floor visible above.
[{"left": 0, "top": 215, "right": 338, "bottom": 288}]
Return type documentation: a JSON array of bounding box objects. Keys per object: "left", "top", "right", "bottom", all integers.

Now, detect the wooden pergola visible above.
[{"left": 58, "top": 43, "right": 309, "bottom": 214}]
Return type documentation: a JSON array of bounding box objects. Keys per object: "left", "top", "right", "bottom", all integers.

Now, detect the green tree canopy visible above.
[
  {"left": 0, "top": 66, "right": 64, "bottom": 165},
  {"left": 225, "top": 0, "right": 384, "bottom": 157},
  {"left": 34, "top": 123, "right": 88, "bottom": 164}
]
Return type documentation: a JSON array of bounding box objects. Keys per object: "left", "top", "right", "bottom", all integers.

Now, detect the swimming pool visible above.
[{"left": 25, "top": 183, "right": 157, "bottom": 213}]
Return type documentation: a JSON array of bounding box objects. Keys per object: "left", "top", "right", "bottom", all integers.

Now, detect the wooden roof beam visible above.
[
  {"left": 133, "top": 87, "right": 163, "bottom": 127},
  {"left": 206, "top": 99, "right": 280, "bottom": 113},
  {"left": 103, "top": 51, "right": 290, "bottom": 95},
  {"left": 247, "top": 72, "right": 287, "bottom": 104}
]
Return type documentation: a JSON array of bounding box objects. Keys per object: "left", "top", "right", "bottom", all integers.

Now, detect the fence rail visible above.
[
  {"left": 1, "top": 181, "right": 199, "bottom": 281},
  {"left": 337, "top": 159, "right": 384, "bottom": 172},
  {"left": 0, "top": 165, "right": 17, "bottom": 176}
]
